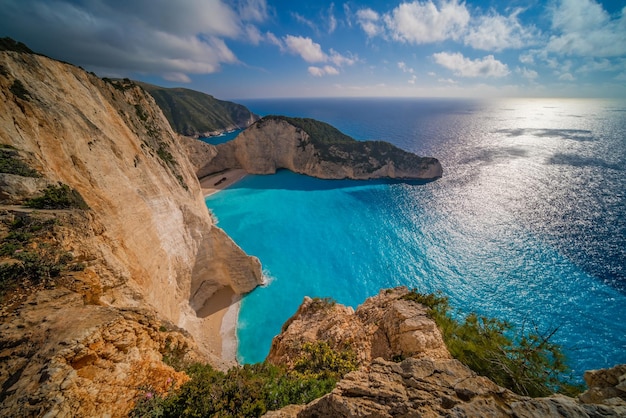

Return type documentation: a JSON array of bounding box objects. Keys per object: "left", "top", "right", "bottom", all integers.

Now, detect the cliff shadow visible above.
[
  {"left": 195, "top": 285, "right": 238, "bottom": 318},
  {"left": 222, "top": 169, "right": 437, "bottom": 193}
]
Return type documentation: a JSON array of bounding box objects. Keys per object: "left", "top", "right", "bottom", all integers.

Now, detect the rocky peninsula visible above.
[{"left": 192, "top": 115, "right": 443, "bottom": 181}]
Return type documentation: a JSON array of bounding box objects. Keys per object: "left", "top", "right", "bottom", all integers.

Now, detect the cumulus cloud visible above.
[
  {"left": 433, "top": 52, "right": 510, "bottom": 77},
  {"left": 465, "top": 9, "right": 538, "bottom": 51},
  {"left": 356, "top": 1, "right": 539, "bottom": 52},
  {"left": 0, "top": 0, "right": 269, "bottom": 80},
  {"left": 284, "top": 35, "right": 327, "bottom": 62},
  {"left": 308, "top": 65, "right": 340, "bottom": 77},
  {"left": 283, "top": 35, "right": 357, "bottom": 70},
  {"left": 383, "top": 0, "right": 470, "bottom": 44},
  {"left": 356, "top": 8, "right": 384, "bottom": 37},
  {"left": 548, "top": 0, "right": 626, "bottom": 57}
]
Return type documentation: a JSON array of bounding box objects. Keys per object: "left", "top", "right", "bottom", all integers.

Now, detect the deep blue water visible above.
[{"left": 205, "top": 98, "right": 626, "bottom": 380}]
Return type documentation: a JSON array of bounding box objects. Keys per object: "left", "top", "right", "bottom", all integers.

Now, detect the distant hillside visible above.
[{"left": 136, "top": 82, "right": 258, "bottom": 137}]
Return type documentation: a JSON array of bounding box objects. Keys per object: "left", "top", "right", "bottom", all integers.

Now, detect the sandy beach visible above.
[
  {"left": 197, "top": 169, "right": 249, "bottom": 367},
  {"left": 200, "top": 168, "right": 248, "bottom": 197}
]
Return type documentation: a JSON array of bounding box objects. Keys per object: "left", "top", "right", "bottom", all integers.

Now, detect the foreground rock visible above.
[
  {"left": 266, "top": 288, "right": 626, "bottom": 417},
  {"left": 194, "top": 116, "right": 443, "bottom": 180}
]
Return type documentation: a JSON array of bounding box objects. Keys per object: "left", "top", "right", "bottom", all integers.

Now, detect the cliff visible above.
[
  {"left": 194, "top": 116, "right": 443, "bottom": 180},
  {"left": 265, "top": 288, "right": 626, "bottom": 417},
  {"left": 136, "top": 82, "right": 259, "bottom": 137},
  {"left": 0, "top": 44, "right": 263, "bottom": 415}
]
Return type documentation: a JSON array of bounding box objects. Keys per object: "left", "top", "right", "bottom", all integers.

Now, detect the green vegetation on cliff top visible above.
[
  {"left": 401, "top": 290, "right": 582, "bottom": 397},
  {"left": 131, "top": 341, "right": 358, "bottom": 418},
  {"left": 137, "top": 82, "right": 257, "bottom": 137}
]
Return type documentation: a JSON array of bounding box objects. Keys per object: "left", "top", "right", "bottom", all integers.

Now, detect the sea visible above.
[{"left": 204, "top": 98, "right": 626, "bottom": 380}]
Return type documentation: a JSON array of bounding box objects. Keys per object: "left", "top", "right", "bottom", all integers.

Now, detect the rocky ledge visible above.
[
  {"left": 194, "top": 116, "right": 443, "bottom": 180},
  {"left": 265, "top": 288, "right": 626, "bottom": 417}
]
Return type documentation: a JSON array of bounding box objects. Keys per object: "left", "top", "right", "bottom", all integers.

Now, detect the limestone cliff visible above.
[
  {"left": 0, "top": 45, "right": 263, "bottom": 415},
  {"left": 195, "top": 116, "right": 443, "bottom": 180},
  {"left": 266, "top": 288, "right": 626, "bottom": 417}
]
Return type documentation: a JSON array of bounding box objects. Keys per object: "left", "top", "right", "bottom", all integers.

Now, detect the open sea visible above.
[{"left": 205, "top": 98, "right": 626, "bottom": 380}]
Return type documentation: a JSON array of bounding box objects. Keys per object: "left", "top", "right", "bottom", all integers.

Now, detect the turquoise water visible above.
[
  {"left": 199, "top": 129, "right": 242, "bottom": 145},
  {"left": 205, "top": 98, "right": 626, "bottom": 379}
]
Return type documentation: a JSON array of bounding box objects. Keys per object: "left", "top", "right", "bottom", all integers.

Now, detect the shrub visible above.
[
  {"left": 25, "top": 183, "right": 89, "bottom": 210},
  {"left": 402, "top": 289, "right": 580, "bottom": 397},
  {"left": 10, "top": 79, "right": 30, "bottom": 101},
  {"left": 0, "top": 146, "right": 40, "bottom": 177},
  {"left": 294, "top": 341, "right": 358, "bottom": 379},
  {"left": 131, "top": 342, "right": 358, "bottom": 417},
  {"left": 0, "top": 215, "right": 82, "bottom": 298}
]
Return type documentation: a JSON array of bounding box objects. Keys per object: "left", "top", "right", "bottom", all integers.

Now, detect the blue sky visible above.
[{"left": 1, "top": 0, "right": 625, "bottom": 99}]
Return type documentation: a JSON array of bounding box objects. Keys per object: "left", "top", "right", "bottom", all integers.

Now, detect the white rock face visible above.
[
  {"left": 0, "top": 51, "right": 263, "bottom": 353},
  {"left": 196, "top": 118, "right": 443, "bottom": 180}
]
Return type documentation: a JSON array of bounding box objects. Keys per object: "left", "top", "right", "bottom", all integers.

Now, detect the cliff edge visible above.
[
  {"left": 194, "top": 116, "right": 443, "bottom": 180},
  {"left": 0, "top": 43, "right": 263, "bottom": 416}
]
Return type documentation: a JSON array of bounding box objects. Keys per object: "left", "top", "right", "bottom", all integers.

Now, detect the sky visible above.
[{"left": 1, "top": 0, "right": 625, "bottom": 99}]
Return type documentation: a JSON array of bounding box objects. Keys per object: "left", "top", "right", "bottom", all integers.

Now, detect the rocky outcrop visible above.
[
  {"left": 0, "top": 47, "right": 263, "bottom": 414},
  {"left": 267, "top": 288, "right": 451, "bottom": 369},
  {"left": 266, "top": 288, "right": 626, "bottom": 418},
  {"left": 195, "top": 116, "right": 443, "bottom": 180}
]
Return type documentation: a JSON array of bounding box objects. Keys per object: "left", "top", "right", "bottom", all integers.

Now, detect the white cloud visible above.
[
  {"left": 283, "top": 36, "right": 357, "bottom": 71},
  {"left": 284, "top": 35, "right": 326, "bottom": 62},
  {"left": 438, "top": 78, "right": 457, "bottom": 84},
  {"left": 517, "top": 67, "right": 538, "bottom": 80},
  {"left": 559, "top": 72, "right": 575, "bottom": 81},
  {"left": 308, "top": 65, "right": 340, "bottom": 77},
  {"left": 577, "top": 59, "right": 617, "bottom": 73},
  {"left": 292, "top": 12, "right": 318, "bottom": 32},
  {"left": 0, "top": 0, "right": 270, "bottom": 80},
  {"left": 163, "top": 72, "right": 192, "bottom": 83},
  {"left": 356, "top": 8, "right": 383, "bottom": 37},
  {"left": 237, "top": 0, "right": 268, "bottom": 22},
  {"left": 548, "top": 0, "right": 626, "bottom": 57},
  {"left": 265, "top": 31, "right": 283, "bottom": 48},
  {"left": 519, "top": 52, "right": 535, "bottom": 65},
  {"left": 465, "top": 9, "right": 538, "bottom": 51},
  {"left": 328, "top": 3, "right": 338, "bottom": 34},
  {"left": 245, "top": 24, "right": 263, "bottom": 45},
  {"left": 329, "top": 49, "right": 357, "bottom": 66},
  {"left": 398, "top": 61, "right": 414, "bottom": 73},
  {"left": 384, "top": 0, "right": 470, "bottom": 44},
  {"left": 433, "top": 52, "right": 510, "bottom": 77},
  {"left": 408, "top": 75, "right": 417, "bottom": 84}
]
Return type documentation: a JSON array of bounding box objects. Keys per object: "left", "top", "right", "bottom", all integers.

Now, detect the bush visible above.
[
  {"left": 131, "top": 342, "right": 358, "bottom": 417},
  {"left": 0, "top": 215, "right": 82, "bottom": 298},
  {"left": 402, "top": 290, "right": 580, "bottom": 397},
  {"left": 25, "top": 183, "right": 89, "bottom": 210},
  {"left": 0, "top": 146, "right": 40, "bottom": 177},
  {"left": 10, "top": 79, "right": 30, "bottom": 101}
]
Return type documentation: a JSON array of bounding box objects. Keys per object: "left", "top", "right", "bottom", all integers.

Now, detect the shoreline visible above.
[
  {"left": 199, "top": 169, "right": 248, "bottom": 367},
  {"left": 200, "top": 168, "right": 248, "bottom": 197}
]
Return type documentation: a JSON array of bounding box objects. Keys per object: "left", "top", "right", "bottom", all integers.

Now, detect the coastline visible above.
[
  {"left": 200, "top": 168, "right": 248, "bottom": 197},
  {"left": 199, "top": 169, "right": 249, "bottom": 367}
]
